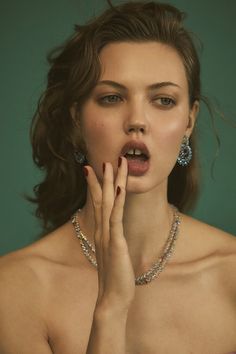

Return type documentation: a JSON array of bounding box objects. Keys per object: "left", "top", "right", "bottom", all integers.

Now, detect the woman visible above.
[{"left": 0, "top": 1, "right": 236, "bottom": 353}]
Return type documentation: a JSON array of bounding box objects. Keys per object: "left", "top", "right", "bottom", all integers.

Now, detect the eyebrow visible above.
[{"left": 96, "top": 80, "right": 181, "bottom": 91}]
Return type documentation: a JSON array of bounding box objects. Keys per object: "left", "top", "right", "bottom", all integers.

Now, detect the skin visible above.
[
  {"left": 0, "top": 42, "right": 236, "bottom": 354},
  {"left": 71, "top": 41, "right": 199, "bottom": 273}
]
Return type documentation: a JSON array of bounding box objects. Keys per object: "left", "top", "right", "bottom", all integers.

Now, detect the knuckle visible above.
[
  {"left": 102, "top": 225, "right": 109, "bottom": 236},
  {"left": 119, "top": 185, "right": 125, "bottom": 192},
  {"left": 109, "top": 215, "right": 122, "bottom": 226},
  {"left": 93, "top": 198, "right": 102, "bottom": 209}
]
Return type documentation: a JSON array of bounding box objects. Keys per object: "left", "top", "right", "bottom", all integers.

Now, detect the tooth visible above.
[
  {"left": 127, "top": 149, "right": 135, "bottom": 154},
  {"left": 134, "top": 149, "right": 142, "bottom": 155}
]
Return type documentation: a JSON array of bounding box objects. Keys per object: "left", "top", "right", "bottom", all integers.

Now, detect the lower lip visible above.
[{"left": 126, "top": 158, "right": 150, "bottom": 176}]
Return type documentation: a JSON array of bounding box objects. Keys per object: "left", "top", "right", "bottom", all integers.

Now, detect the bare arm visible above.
[
  {"left": 0, "top": 257, "right": 53, "bottom": 354},
  {"left": 84, "top": 157, "right": 135, "bottom": 354}
]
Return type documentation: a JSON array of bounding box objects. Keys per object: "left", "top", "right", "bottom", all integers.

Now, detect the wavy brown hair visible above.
[{"left": 26, "top": 1, "right": 202, "bottom": 236}]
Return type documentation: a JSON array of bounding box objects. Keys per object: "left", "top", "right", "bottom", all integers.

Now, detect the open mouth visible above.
[
  {"left": 120, "top": 141, "right": 150, "bottom": 166},
  {"left": 124, "top": 153, "right": 149, "bottom": 161}
]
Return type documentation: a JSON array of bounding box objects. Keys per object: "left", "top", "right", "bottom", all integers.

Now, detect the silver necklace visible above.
[{"left": 71, "top": 205, "right": 181, "bottom": 286}]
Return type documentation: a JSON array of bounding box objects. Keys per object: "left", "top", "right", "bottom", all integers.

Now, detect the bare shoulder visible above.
[
  {"left": 179, "top": 212, "right": 236, "bottom": 288},
  {"left": 0, "top": 218, "right": 87, "bottom": 301},
  {"left": 0, "top": 220, "right": 83, "bottom": 351},
  {"left": 0, "top": 247, "right": 54, "bottom": 352},
  {"left": 180, "top": 211, "right": 236, "bottom": 257},
  {"left": 0, "top": 218, "right": 81, "bottom": 280},
  {"left": 0, "top": 233, "right": 58, "bottom": 322}
]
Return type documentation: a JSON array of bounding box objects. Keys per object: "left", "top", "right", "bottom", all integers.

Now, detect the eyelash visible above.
[
  {"left": 156, "top": 97, "right": 176, "bottom": 107},
  {"left": 98, "top": 94, "right": 176, "bottom": 108},
  {"left": 99, "top": 94, "right": 122, "bottom": 104}
]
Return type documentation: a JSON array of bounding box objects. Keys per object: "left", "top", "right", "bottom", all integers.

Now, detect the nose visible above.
[
  {"left": 124, "top": 102, "right": 148, "bottom": 135},
  {"left": 127, "top": 122, "right": 146, "bottom": 134}
]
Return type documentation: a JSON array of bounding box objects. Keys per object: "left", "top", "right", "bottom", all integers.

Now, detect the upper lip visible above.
[{"left": 120, "top": 140, "right": 150, "bottom": 158}]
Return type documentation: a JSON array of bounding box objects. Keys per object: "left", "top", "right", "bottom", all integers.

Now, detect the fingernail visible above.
[
  {"left": 116, "top": 186, "right": 121, "bottom": 197},
  {"left": 103, "top": 162, "right": 106, "bottom": 173},
  {"left": 83, "top": 166, "right": 88, "bottom": 177},
  {"left": 118, "top": 156, "right": 122, "bottom": 167}
]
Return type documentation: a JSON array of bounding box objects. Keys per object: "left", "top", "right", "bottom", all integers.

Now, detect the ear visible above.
[
  {"left": 69, "top": 102, "right": 84, "bottom": 149},
  {"left": 70, "top": 102, "right": 79, "bottom": 127},
  {"left": 185, "top": 100, "right": 199, "bottom": 137}
]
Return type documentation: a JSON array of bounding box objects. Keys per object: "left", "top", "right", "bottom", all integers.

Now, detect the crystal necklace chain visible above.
[{"left": 71, "top": 205, "right": 181, "bottom": 285}]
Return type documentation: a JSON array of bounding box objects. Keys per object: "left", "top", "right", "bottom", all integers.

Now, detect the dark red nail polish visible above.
[
  {"left": 103, "top": 162, "right": 106, "bottom": 173},
  {"left": 118, "top": 156, "right": 122, "bottom": 167},
  {"left": 83, "top": 166, "right": 88, "bottom": 177},
  {"left": 116, "top": 186, "right": 121, "bottom": 197}
]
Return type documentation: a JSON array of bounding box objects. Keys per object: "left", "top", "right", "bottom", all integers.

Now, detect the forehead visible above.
[{"left": 98, "top": 42, "right": 188, "bottom": 90}]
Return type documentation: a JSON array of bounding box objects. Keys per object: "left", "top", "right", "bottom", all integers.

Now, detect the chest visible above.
[
  {"left": 126, "top": 284, "right": 236, "bottom": 354},
  {"left": 47, "top": 270, "right": 236, "bottom": 354}
]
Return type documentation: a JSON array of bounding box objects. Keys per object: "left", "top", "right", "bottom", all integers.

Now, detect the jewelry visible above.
[
  {"left": 177, "top": 135, "right": 192, "bottom": 166},
  {"left": 74, "top": 150, "right": 87, "bottom": 165},
  {"left": 71, "top": 205, "right": 181, "bottom": 286}
]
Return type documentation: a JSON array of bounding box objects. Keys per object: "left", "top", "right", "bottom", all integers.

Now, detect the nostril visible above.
[{"left": 128, "top": 126, "right": 145, "bottom": 133}]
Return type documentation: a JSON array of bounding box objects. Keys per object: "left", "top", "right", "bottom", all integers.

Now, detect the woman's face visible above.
[{"left": 73, "top": 41, "right": 198, "bottom": 192}]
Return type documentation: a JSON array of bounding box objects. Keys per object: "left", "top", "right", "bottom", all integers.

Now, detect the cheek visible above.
[
  {"left": 84, "top": 121, "right": 106, "bottom": 155},
  {"left": 81, "top": 104, "right": 101, "bottom": 142},
  {"left": 85, "top": 120, "right": 104, "bottom": 139},
  {"left": 82, "top": 109, "right": 117, "bottom": 160},
  {"left": 154, "top": 117, "right": 187, "bottom": 160}
]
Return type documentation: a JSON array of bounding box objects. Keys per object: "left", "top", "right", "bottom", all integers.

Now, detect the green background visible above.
[{"left": 1, "top": 0, "right": 236, "bottom": 256}]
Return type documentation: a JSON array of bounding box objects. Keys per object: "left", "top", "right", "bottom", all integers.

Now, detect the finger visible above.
[
  {"left": 101, "top": 162, "right": 115, "bottom": 246},
  {"left": 83, "top": 165, "right": 103, "bottom": 270},
  {"left": 114, "top": 156, "right": 128, "bottom": 193},
  {"left": 110, "top": 157, "right": 128, "bottom": 245},
  {"left": 84, "top": 165, "right": 102, "bottom": 228},
  {"left": 109, "top": 184, "right": 128, "bottom": 250}
]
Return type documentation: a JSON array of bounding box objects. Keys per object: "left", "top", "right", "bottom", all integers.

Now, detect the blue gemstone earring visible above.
[
  {"left": 177, "top": 135, "right": 192, "bottom": 166},
  {"left": 74, "top": 150, "right": 87, "bottom": 165}
]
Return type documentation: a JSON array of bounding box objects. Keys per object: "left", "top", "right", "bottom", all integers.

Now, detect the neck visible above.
[{"left": 79, "top": 179, "right": 175, "bottom": 274}]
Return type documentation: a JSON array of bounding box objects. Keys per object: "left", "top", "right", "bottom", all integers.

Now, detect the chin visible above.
[
  {"left": 126, "top": 175, "right": 167, "bottom": 194},
  {"left": 126, "top": 180, "right": 155, "bottom": 194}
]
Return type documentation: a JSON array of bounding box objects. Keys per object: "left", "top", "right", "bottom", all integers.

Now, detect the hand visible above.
[{"left": 84, "top": 156, "right": 135, "bottom": 313}]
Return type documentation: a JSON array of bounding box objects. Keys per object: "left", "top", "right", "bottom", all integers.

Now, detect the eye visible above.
[
  {"left": 154, "top": 97, "right": 176, "bottom": 108},
  {"left": 98, "top": 94, "right": 122, "bottom": 104}
]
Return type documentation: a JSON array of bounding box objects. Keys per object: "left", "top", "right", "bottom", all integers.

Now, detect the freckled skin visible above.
[{"left": 77, "top": 42, "right": 198, "bottom": 191}]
